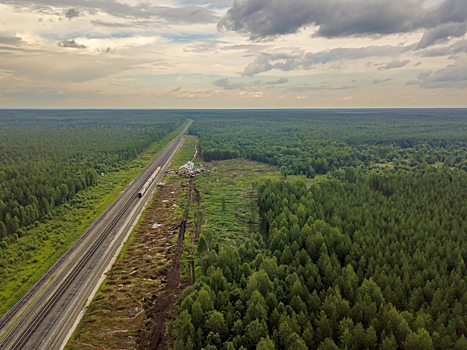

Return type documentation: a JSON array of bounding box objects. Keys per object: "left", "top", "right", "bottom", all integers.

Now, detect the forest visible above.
[
  {"left": 172, "top": 109, "right": 467, "bottom": 349},
  {"left": 1, "top": 109, "right": 467, "bottom": 349},
  {"left": 0, "top": 109, "right": 184, "bottom": 246},
  {"left": 188, "top": 109, "right": 467, "bottom": 176}
]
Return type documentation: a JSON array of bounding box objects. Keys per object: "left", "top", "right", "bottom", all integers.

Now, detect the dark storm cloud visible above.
[
  {"left": 219, "top": 0, "right": 466, "bottom": 48},
  {"left": 423, "top": 0, "right": 467, "bottom": 27},
  {"left": 219, "top": 0, "right": 424, "bottom": 40},
  {"left": 65, "top": 8, "right": 80, "bottom": 19},
  {"left": 58, "top": 39, "right": 87, "bottom": 48}
]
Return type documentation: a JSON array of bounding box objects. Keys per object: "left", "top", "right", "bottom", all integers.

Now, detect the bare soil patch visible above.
[{"left": 138, "top": 177, "right": 198, "bottom": 350}]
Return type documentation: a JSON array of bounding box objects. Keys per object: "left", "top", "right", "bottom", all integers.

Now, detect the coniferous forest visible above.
[
  {"left": 172, "top": 109, "right": 467, "bottom": 350},
  {"left": 0, "top": 110, "right": 184, "bottom": 251},
  {"left": 1, "top": 109, "right": 467, "bottom": 349}
]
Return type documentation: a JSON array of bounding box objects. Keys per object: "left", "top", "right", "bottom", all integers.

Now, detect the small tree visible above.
[{"left": 280, "top": 166, "right": 288, "bottom": 179}]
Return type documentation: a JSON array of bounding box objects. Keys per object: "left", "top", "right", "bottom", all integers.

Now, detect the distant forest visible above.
[
  {"left": 173, "top": 109, "right": 467, "bottom": 350},
  {"left": 188, "top": 109, "right": 467, "bottom": 175}
]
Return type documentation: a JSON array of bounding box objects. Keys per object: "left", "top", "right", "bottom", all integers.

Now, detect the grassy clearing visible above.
[
  {"left": 0, "top": 122, "right": 190, "bottom": 317},
  {"left": 170, "top": 135, "right": 198, "bottom": 169},
  {"left": 194, "top": 159, "right": 281, "bottom": 250},
  {"left": 191, "top": 159, "right": 327, "bottom": 257}
]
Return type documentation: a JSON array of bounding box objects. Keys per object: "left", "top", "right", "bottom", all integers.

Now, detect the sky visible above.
[{"left": 0, "top": 0, "right": 466, "bottom": 108}]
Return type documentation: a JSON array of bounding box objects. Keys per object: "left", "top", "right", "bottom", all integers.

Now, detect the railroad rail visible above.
[{"left": 0, "top": 121, "right": 191, "bottom": 349}]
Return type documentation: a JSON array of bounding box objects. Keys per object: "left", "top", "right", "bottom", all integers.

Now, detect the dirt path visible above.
[{"left": 139, "top": 177, "right": 197, "bottom": 350}]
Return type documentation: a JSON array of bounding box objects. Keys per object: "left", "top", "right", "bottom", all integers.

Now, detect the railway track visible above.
[{"left": 0, "top": 121, "right": 191, "bottom": 349}]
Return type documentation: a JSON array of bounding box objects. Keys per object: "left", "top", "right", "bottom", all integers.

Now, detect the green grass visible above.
[
  {"left": 170, "top": 135, "right": 198, "bottom": 169},
  {"left": 194, "top": 159, "right": 280, "bottom": 250},
  {"left": 0, "top": 121, "right": 191, "bottom": 317},
  {"left": 193, "top": 159, "right": 327, "bottom": 252}
]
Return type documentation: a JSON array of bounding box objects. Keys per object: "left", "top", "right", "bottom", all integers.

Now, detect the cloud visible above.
[
  {"left": 422, "top": 59, "right": 467, "bottom": 88},
  {"left": 183, "top": 39, "right": 226, "bottom": 53},
  {"left": 242, "top": 44, "right": 414, "bottom": 76},
  {"left": 58, "top": 39, "right": 87, "bottom": 49},
  {"left": 418, "top": 71, "right": 433, "bottom": 80},
  {"left": 379, "top": 59, "right": 411, "bottom": 70},
  {"left": 287, "top": 83, "right": 357, "bottom": 92},
  {"left": 153, "top": 6, "right": 218, "bottom": 24},
  {"left": 0, "top": 35, "right": 23, "bottom": 46},
  {"left": 372, "top": 78, "right": 392, "bottom": 84},
  {"left": 3, "top": 1, "right": 218, "bottom": 25},
  {"left": 219, "top": 0, "right": 466, "bottom": 50},
  {"left": 406, "top": 59, "right": 467, "bottom": 88},
  {"left": 405, "top": 80, "right": 422, "bottom": 86},
  {"left": 219, "top": 0, "right": 424, "bottom": 40},
  {"left": 212, "top": 77, "right": 289, "bottom": 90},
  {"left": 417, "top": 22, "right": 467, "bottom": 49},
  {"left": 171, "top": 88, "right": 264, "bottom": 100},
  {"left": 0, "top": 50, "right": 152, "bottom": 84},
  {"left": 90, "top": 20, "right": 133, "bottom": 28},
  {"left": 263, "top": 77, "right": 288, "bottom": 85},
  {"left": 212, "top": 78, "right": 245, "bottom": 90},
  {"left": 243, "top": 55, "right": 275, "bottom": 76},
  {"left": 423, "top": 0, "right": 467, "bottom": 27},
  {"left": 65, "top": 8, "right": 80, "bottom": 20},
  {"left": 420, "top": 39, "right": 467, "bottom": 57}
]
